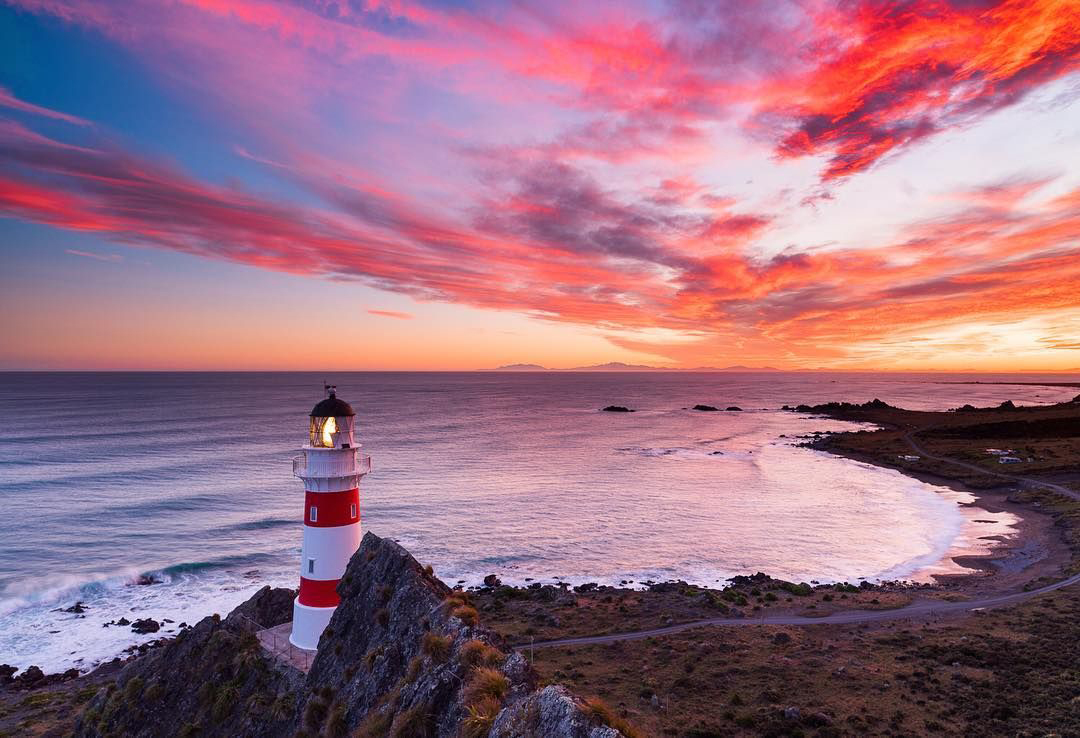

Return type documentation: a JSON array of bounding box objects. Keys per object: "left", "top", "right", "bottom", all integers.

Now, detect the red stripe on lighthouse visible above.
[
  {"left": 305, "top": 489, "right": 360, "bottom": 527},
  {"left": 298, "top": 577, "right": 341, "bottom": 607}
]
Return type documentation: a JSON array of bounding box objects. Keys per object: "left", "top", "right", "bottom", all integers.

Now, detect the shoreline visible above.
[{"left": 812, "top": 443, "right": 1070, "bottom": 596}]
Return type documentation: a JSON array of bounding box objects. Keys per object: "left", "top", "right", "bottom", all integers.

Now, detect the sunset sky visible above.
[{"left": 1, "top": 0, "right": 1078, "bottom": 370}]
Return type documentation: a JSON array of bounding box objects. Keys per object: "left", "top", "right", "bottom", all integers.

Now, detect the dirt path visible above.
[{"left": 520, "top": 571, "right": 1080, "bottom": 650}]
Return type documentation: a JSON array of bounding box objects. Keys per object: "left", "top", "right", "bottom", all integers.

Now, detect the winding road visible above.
[
  {"left": 518, "top": 436, "right": 1080, "bottom": 652},
  {"left": 901, "top": 430, "right": 1079, "bottom": 501},
  {"left": 519, "top": 571, "right": 1080, "bottom": 650}
]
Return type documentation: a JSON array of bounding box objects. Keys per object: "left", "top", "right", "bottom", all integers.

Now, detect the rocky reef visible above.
[{"left": 75, "top": 533, "right": 631, "bottom": 737}]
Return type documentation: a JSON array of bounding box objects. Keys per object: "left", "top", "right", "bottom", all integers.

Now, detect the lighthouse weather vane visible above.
[{"left": 289, "top": 385, "right": 372, "bottom": 650}]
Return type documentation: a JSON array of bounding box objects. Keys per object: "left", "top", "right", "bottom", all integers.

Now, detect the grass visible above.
[
  {"left": 581, "top": 696, "right": 644, "bottom": 738},
  {"left": 462, "top": 668, "right": 509, "bottom": 707},
  {"left": 452, "top": 604, "right": 480, "bottom": 626},
  {"left": 459, "top": 639, "right": 505, "bottom": 669},
  {"left": 421, "top": 632, "right": 453, "bottom": 661},
  {"left": 463, "top": 696, "right": 502, "bottom": 738}
]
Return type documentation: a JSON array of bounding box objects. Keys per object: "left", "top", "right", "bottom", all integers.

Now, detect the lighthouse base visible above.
[{"left": 289, "top": 598, "right": 334, "bottom": 651}]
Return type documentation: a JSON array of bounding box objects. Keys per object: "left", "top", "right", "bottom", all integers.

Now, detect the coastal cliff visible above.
[{"left": 74, "top": 533, "right": 632, "bottom": 738}]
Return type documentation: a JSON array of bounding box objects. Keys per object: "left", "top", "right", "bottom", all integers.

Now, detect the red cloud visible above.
[
  {"left": 367, "top": 309, "right": 413, "bottom": 320},
  {"left": 758, "top": 0, "right": 1080, "bottom": 179}
]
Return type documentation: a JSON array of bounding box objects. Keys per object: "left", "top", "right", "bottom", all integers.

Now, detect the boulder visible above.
[
  {"left": 726, "top": 406, "right": 743, "bottom": 411},
  {"left": 491, "top": 685, "right": 623, "bottom": 738},
  {"left": 691, "top": 404, "right": 719, "bottom": 412},
  {"left": 601, "top": 405, "right": 633, "bottom": 412},
  {"left": 16, "top": 665, "right": 44, "bottom": 686},
  {"left": 483, "top": 574, "right": 502, "bottom": 588},
  {"left": 224, "top": 585, "right": 295, "bottom": 629},
  {"left": 130, "top": 618, "right": 160, "bottom": 634}
]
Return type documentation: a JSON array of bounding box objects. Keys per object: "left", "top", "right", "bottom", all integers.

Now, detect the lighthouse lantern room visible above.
[{"left": 290, "top": 385, "right": 371, "bottom": 650}]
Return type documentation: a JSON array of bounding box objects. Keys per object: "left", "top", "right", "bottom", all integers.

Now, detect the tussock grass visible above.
[
  {"left": 451, "top": 604, "right": 479, "bottom": 626},
  {"left": 459, "top": 639, "right": 504, "bottom": 669},
  {"left": 582, "top": 696, "right": 643, "bottom": 738},
  {"left": 422, "top": 632, "right": 453, "bottom": 661},
  {"left": 463, "top": 668, "right": 509, "bottom": 707},
  {"left": 463, "top": 696, "right": 502, "bottom": 738}
]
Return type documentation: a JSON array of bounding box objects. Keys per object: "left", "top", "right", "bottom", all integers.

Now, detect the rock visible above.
[
  {"left": 692, "top": 404, "right": 719, "bottom": 411},
  {"left": 115, "top": 617, "right": 131, "bottom": 626},
  {"left": 61, "top": 601, "right": 88, "bottom": 614},
  {"left": 0, "top": 664, "right": 16, "bottom": 683},
  {"left": 491, "top": 685, "right": 623, "bottom": 737},
  {"left": 17, "top": 665, "right": 44, "bottom": 686},
  {"left": 783, "top": 706, "right": 801, "bottom": 720},
  {"left": 131, "top": 574, "right": 162, "bottom": 586},
  {"left": 573, "top": 582, "right": 599, "bottom": 593},
  {"left": 78, "top": 533, "right": 631, "bottom": 738},
  {"left": 601, "top": 405, "right": 633, "bottom": 412},
  {"left": 224, "top": 584, "right": 295, "bottom": 629},
  {"left": 483, "top": 574, "right": 502, "bottom": 588},
  {"left": 130, "top": 618, "right": 160, "bottom": 634},
  {"left": 726, "top": 406, "right": 743, "bottom": 411},
  {"left": 998, "top": 400, "right": 1016, "bottom": 409}
]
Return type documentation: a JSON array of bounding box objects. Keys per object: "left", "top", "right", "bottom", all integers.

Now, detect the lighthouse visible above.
[{"left": 290, "top": 385, "right": 371, "bottom": 650}]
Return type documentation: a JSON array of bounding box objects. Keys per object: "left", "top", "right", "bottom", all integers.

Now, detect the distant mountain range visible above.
[{"left": 491, "top": 362, "right": 782, "bottom": 371}]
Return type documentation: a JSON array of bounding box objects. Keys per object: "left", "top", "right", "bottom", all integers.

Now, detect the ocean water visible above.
[{"left": 0, "top": 371, "right": 1075, "bottom": 672}]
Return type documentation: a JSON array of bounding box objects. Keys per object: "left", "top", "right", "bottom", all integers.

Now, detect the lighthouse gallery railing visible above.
[{"left": 292, "top": 453, "right": 371, "bottom": 479}]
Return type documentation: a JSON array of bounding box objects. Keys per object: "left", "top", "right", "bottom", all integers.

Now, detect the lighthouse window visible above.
[
  {"left": 309, "top": 506, "right": 318, "bottom": 522},
  {"left": 307, "top": 558, "right": 315, "bottom": 574},
  {"left": 350, "top": 503, "right": 357, "bottom": 519}
]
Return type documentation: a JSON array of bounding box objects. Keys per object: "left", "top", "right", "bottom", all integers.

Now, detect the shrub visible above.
[
  {"left": 406, "top": 655, "right": 423, "bottom": 683},
  {"left": 459, "top": 640, "right": 505, "bottom": 669},
  {"left": 463, "top": 696, "right": 502, "bottom": 738},
  {"left": 390, "top": 703, "right": 434, "bottom": 738},
  {"left": 780, "top": 582, "right": 813, "bottom": 597},
  {"left": 354, "top": 708, "right": 392, "bottom": 738},
  {"left": 122, "top": 676, "right": 144, "bottom": 703},
  {"left": 325, "top": 701, "right": 348, "bottom": 738},
  {"left": 581, "top": 696, "right": 643, "bottom": 738},
  {"left": 452, "top": 604, "right": 479, "bottom": 626},
  {"left": 303, "top": 696, "right": 328, "bottom": 730},
  {"left": 463, "top": 668, "right": 509, "bottom": 706},
  {"left": 422, "top": 632, "right": 453, "bottom": 661}
]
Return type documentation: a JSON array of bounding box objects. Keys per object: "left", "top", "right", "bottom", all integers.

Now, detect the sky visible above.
[{"left": 0, "top": 0, "right": 1078, "bottom": 371}]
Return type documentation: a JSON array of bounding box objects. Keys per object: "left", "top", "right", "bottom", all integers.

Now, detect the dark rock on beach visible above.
[
  {"left": 692, "top": 404, "right": 719, "bottom": 411},
  {"left": 601, "top": 405, "right": 634, "bottom": 412},
  {"left": 483, "top": 574, "right": 502, "bottom": 588}
]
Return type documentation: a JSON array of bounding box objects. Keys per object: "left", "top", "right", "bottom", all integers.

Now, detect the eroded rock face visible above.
[
  {"left": 74, "top": 590, "right": 302, "bottom": 738},
  {"left": 491, "top": 685, "right": 624, "bottom": 738},
  {"left": 74, "top": 534, "right": 629, "bottom": 738}
]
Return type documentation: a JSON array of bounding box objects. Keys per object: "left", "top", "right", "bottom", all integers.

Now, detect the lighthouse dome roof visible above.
[{"left": 310, "top": 395, "right": 355, "bottom": 417}]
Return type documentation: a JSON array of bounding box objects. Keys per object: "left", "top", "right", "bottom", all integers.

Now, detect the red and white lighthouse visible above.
[{"left": 290, "top": 385, "right": 371, "bottom": 650}]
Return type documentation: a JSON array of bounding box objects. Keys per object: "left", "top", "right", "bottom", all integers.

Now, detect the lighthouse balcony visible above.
[{"left": 293, "top": 452, "right": 371, "bottom": 479}]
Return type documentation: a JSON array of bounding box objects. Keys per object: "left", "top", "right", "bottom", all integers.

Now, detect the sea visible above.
[{"left": 0, "top": 371, "right": 1076, "bottom": 672}]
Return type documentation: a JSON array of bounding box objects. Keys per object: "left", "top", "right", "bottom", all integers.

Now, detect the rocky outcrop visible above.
[
  {"left": 491, "top": 685, "right": 625, "bottom": 737},
  {"left": 74, "top": 587, "right": 301, "bottom": 738},
  {"left": 691, "top": 404, "right": 718, "bottom": 411},
  {"left": 74, "top": 534, "right": 630, "bottom": 738}
]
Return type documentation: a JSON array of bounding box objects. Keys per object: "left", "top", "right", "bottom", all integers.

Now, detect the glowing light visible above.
[{"left": 321, "top": 416, "right": 336, "bottom": 447}]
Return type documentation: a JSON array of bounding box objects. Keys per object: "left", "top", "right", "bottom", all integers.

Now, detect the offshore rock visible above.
[
  {"left": 601, "top": 405, "right": 634, "bottom": 412},
  {"left": 691, "top": 404, "right": 719, "bottom": 411}
]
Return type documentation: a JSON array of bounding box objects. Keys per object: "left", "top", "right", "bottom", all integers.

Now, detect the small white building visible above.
[{"left": 999, "top": 456, "right": 1023, "bottom": 464}]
